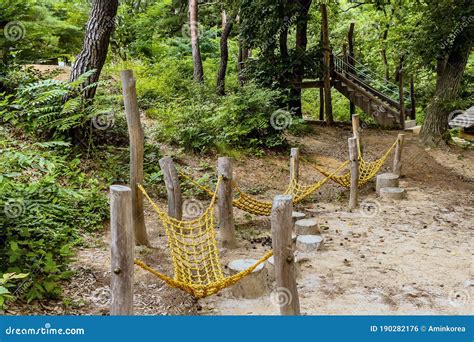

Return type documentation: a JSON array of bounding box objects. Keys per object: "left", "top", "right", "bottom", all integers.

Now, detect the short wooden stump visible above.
[
  {"left": 380, "top": 187, "right": 405, "bottom": 200},
  {"left": 296, "top": 235, "right": 323, "bottom": 252},
  {"left": 295, "top": 218, "right": 320, "bottom": 235},
  {"left": 376, "top": 173, "right": 399, "bottom": 195},
  {"left": 228, "top": 259, "right": 268, "bottom": 298}
]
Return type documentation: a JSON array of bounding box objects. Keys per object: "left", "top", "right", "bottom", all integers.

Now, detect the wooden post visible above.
[
  {"left": 351, "top": 114, "right": 361, "bottom": 155},
  {"left": 410, "top": 76, "right": 416, "bottom": 120},
  {"left": 319, "top": 87, "right": 324, "bottom": 121},
  {"left": 271, "top": 195, "right": 300, "bottom": 315},
  {"left": 321, "top": 4, "right": 333, "bottom": 125},
  {"left": 289, "top": 148, "right": 300, "bottom": 183},
  {"left": 159, "top": 157, "right": 183, "bottom": 220},
  {"left": 342, "top": 43, "right": 348, "bottom": 72},
  {"left": 348, "top": 137, "right": 359, "bottom": 210},
  {"left": 398, "top": 62, "right": 405, "bottom": 129},
  {"left": 120, "top": 69, "right": 149, "bottom": 246},
  {"left": 392, "top": 134, "right": 405, "bottom": 177},
  {"left": 348, "top": 21, "right": 356, "bottom": 118},
  {"left": 218, "top": 157, "right": 237, "bottom": 249},
  {"left": 110, "top": 185, "right": 134, "bottom": 315}
]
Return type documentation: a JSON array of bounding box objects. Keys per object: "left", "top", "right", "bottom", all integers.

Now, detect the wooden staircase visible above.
[{"left": 332, "top": 56, "right": 413, "bottom": 128}]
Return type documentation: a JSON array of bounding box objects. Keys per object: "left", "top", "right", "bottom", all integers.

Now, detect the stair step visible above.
[
  {"left": 404, "top": 119, "right": 416, "bottom": 129},
  {"left": 405, "top": 125, "right": 421, "bottom": 135}
]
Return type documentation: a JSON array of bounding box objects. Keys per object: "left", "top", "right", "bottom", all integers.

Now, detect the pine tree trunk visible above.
[
  {"left": 216, "top": 17, "right": 233, "bottom": 95},
  {"left": 69, "top": 0, "right": 119, "bottom": 99},
  {"left": 189, "top": 0, "right": 204, "bottom": 83},
  {"left": 420, "top": 41, "right": 471, "bottom": 146}
]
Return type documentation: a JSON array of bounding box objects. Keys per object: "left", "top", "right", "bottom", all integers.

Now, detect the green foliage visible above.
[
  {"left": 0, "top": 272, "right": 29, "bottom": 309},
  {"left": 148, "top": 82, "right": 288, "bottom": 153},
  {"left": 0, "top": 133, "right": 108, "bottom": 303}
]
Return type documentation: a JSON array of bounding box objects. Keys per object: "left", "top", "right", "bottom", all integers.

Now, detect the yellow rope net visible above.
[
  {"left": 135, "top": 179, "right": 272, "bottom": 298},
  {"left": 311, "top": 138, "right": 399, "bottom": 188},
  {"left": 179, "top": 160, "right": 349, "bottom": 216}
]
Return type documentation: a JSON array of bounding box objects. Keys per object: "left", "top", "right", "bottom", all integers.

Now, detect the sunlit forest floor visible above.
[{"left": 9, "top": 123, "right": 473, "bottom": 316}]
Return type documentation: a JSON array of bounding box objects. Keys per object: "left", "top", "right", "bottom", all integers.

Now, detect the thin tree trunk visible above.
[
  {"left": 217, "top": 16, "right": 234, "bottom": 95},
  {"left": 69, "top": 0, "right": 119, "bottom": 99},
  {"left": 189, "top": 0, "right": 204, "bottom": 83},
  {"left": 420, "top": 42, "right": 471, "bottom": 146}
]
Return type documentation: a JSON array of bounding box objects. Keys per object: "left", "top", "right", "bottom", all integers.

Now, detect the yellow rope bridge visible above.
[
  {"left": 310, "top": 138, "right": 399, "bottom": 188},
  {"left": 135, "top": 179, "right": 272, "bottom": 298},
  {"left": 179, "top": 161, "right": 349, "bottom": 216}
]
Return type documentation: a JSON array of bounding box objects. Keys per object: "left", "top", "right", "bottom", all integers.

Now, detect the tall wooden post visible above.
[
  {"left": 218, "top": 157, "right": 237, "bottom": 249},
  {"left": 348, "top": 137, "right": 359, "bottom": 210},
  {"left": 410, "top": 76, "right": 416, "bottom": 120},
  {"left": 352, "top": 114, "right": 361, "bottom": 155},
  {"left": 392, "top": 134, "right": 405, "bottom": 177},
  {"left": 271, "top": 195, "right": 300, "bottom": 315},
  {"left": 398, "top": 62, "right": 405, "bottom": 129},
  {"left": 290, "top": 148, "right": 300, "bottom": 183},
  {"left": 120, "top": 69, "right": 149, "bottom": 246},
  {"left": 348, "top": 22, "right": 356, "bottom": 118},
  {"left": 321, "top": 4, "right": 333, "bottom": 125},
  {"left": 159, "top": 157, "right": 183, "bottom": 220},
  {"left": 110, "top": 185, "right": 134, "bottom": 316}
]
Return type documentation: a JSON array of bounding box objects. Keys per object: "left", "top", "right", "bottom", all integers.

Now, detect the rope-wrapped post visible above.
[
  {"left": 352, "top": 114, "right": 362, "bottom": 155},
  {"left": 159, "top": 157, "right": 183, "bottom": 220},
  {"left": 110, "top": 185, "right": 134, "bottom": 315},
  {"left": 348, "top": 137, "right": 359, "bottom": 210},
  {"left": 120, "top": 69, "right": 149, "bottom": 246},
  {"left": 392, "top": 134, "right": 405, "bottom": 177},
  {"left": 271, "top": 195, "right": 300, "bottom": 315},
  {"left": 290, "top": 148, "right": 300, "bottom": 183},
  {"left": 218, "top": 157, "right": 237, "bottom": 248}
]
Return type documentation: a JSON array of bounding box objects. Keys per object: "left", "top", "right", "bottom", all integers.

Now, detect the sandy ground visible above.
[{"left": 7, "top": 125, "right": 473, "bottom": 316}]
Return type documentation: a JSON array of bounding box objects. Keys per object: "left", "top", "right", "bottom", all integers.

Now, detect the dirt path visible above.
[{"left": 9, "top": 126, "right": 473, "bottom": 315}]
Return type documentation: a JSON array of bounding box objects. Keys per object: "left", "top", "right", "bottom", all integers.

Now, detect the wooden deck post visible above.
[
  {"left": 218, "top": 157, "right": 237, "bottom": 249},
  {"left": 290, "top": 148, "right": 300, "bottom": 183},
  {"left": 348, "top": 137, "right": 359, "bottom": 210},
  {"left": 110, "top": 185, "right": 134, "bottom": 315},
  {"left": 120, "top": 69, "right": 149, "bottom": 246},
  {"left": 392, "top": 134, "right": 405, "bottom": 176},
  {"left": 398, "top": 61, "right": 405, "bottom": 129},
  {"left": 159, "top": 157, "right": 183, "bottom": 220},
  {"left": 321, "top": 4, "right": 333, "bottom": 125},
  {"left": 271, "top": 195, "right": 300, "bottom": 315},
  {"left": 348, "top": 21, "right": 356, "bottom": 118},
  {"left": 410, "top": 76, "right": 416, "bottom": 120}
]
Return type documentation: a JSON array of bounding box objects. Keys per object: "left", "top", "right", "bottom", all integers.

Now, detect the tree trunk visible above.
[
  {"left": 69, "top": 0, "right": 119, "bottom": 99},
  {"left": 420, "top": 42, "right": 471, "bottom": 146},
  {"left": 216, "top": 17, "right": 234, "bottom": 95},
  {"left": 290, "top": 0, "right": 312, "bottom": 117},
  {"left": 189, "top": 0, "right": 204, "bottom": 83}
]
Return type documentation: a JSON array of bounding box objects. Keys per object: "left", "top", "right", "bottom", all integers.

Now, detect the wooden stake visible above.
[
  {"left": 321, "top": 4, "right": 333, "bottom": 125},
  {"left": 159, "top": 157, "right": 183, "bottom": 220},
  {"left": 110, "top": 185, "right": 134, "bottom": 315},
  {"left": 120, "top": 69, "right": 149, "bottom": 246},
  {"left": 351, "top": 114, "right": 361, "bottom": 155},
  {"left": 271, "top": 195, "right": 300, "bottom": 315},
  {"left": 348, "top": 137, "right": 359, "bottom": 210},
  {"left": 290, "top": 148, "right": 300, "bottom": 183},
  {"left": 218, "top": 157, "right": 237, "bottom": 249},
  {"left": 392, "top": 134, "right": 405, "bottom": 176},
  {"left": 348, "top": 21, "right": 356, "bottom": 117}
]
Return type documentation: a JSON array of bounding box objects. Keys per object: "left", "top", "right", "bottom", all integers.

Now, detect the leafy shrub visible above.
[
  {"left": 0, "top": 135, "right": 108, "bottom": 303},
  {"left": 148, "top": 83, "right": 289, "bottom": 153}
]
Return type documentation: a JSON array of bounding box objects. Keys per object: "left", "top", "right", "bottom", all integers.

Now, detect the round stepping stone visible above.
[
  {"left": 376, "top": 173, "right": 399, "bottom": 195},
  {"left": 296, "top": 235, "right": 323, "bottom": 252},
  {"left": 295, "top": 218, "right": 320, "bottom": 235},
  {"left": 292, "top": 211, "right": 306, "bottom": 222},
  {"left": 228, "top": 259, "right": 268, "bottom": 298},
  {"left": 380, "top": 187, "right": 405, "bottom": 200}
]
